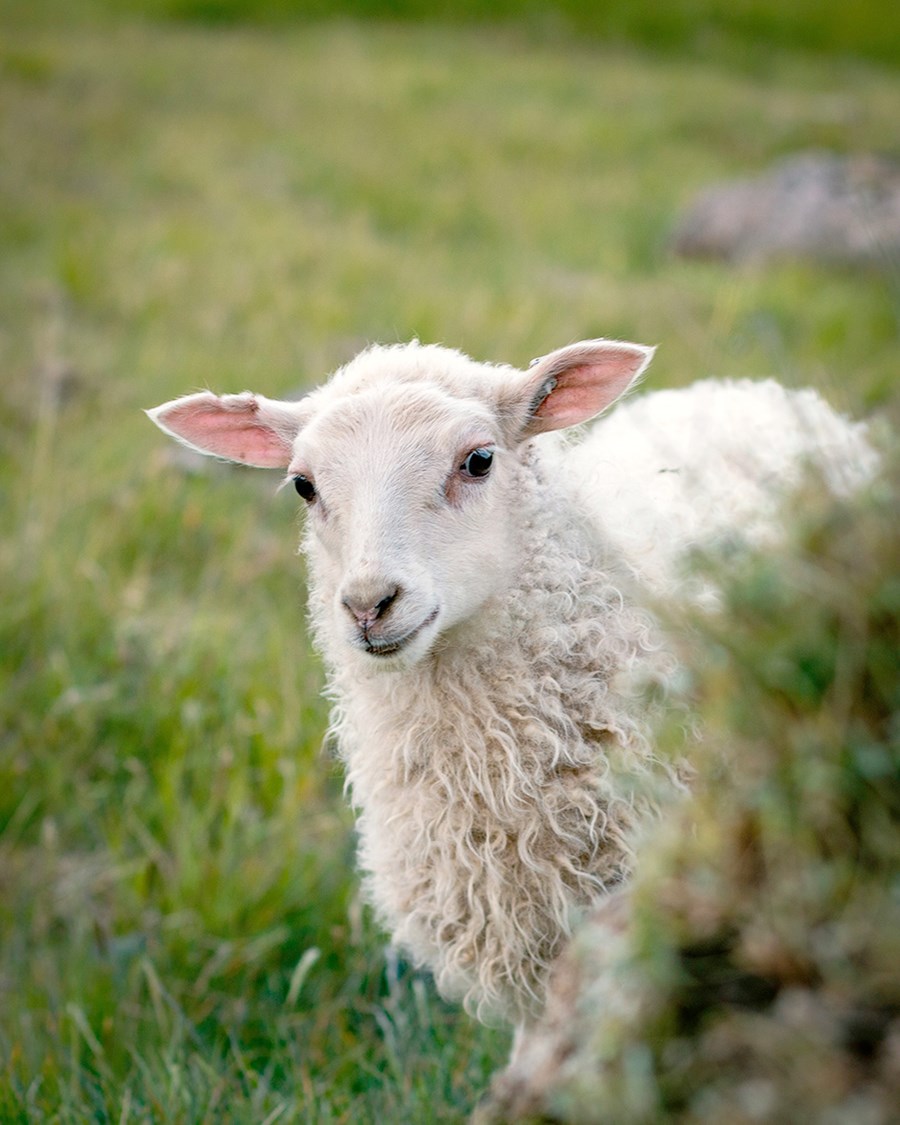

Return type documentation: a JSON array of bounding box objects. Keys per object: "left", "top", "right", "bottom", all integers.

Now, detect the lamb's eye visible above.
[
  {"left": 293, "top": 474, "right": 317, "bottom": 502},
  {"left": 461, "top": 448, "right": 494, "bottom": 478}
]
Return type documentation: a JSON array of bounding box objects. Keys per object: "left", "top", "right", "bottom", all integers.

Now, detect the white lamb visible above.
[{"left": 148, "top": 339, "right": 874, "bottom": 1027}]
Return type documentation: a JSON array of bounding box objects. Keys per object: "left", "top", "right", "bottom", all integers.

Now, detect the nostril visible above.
[
  {"left": 374, "top": 589, "right": 398, "bottom": 618},
  {"left": 342, "top": 585, "right": 401, "bottom": 629}
]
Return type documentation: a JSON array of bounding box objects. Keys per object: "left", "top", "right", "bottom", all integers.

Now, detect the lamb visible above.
[{"left": 147, "top": 338, "right": 875, "bottom": 1027}]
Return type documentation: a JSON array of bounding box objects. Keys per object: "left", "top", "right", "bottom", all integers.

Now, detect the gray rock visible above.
[{"left": 671, "top": 152, "right": 900, "bottom": 268}]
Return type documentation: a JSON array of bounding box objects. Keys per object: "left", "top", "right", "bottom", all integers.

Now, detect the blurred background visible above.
[{"left": 1, "top": 0, "right": 897, "bottom": 1119}]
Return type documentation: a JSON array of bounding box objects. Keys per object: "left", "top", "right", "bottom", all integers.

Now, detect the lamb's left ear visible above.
[
  {"left": 146, "top": 391, "right": 306, "bottom": 468},
  {"left": 512, "top": 339, "right": 654, "bottom": 440}
]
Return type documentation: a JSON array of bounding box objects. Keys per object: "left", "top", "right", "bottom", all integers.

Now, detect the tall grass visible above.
[
  {"left": 1, "top": 2, "right": 897, "bottom": 1119},
  {"left": 18, "top": 0, "right": 900, "bottom": 68}
]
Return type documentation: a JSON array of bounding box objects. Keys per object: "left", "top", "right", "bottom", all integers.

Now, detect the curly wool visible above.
[
  {"left": 310, "top": 447, "right": 667, "bottom": 1023},
  {"left": 566, "top": 378, "right": 879, "bottom": 599}
]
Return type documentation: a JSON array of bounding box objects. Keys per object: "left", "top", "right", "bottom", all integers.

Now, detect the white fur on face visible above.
[{"left": 292, "top": 381, "right": 516, "bottom": 668}]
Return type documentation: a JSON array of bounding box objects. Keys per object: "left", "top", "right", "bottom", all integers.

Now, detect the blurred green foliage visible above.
[
  {"left": 478, "top": 464, "right": 900, "bottom": 1123},
  {"left": 541, "top": 465, "right": 900, "bottom": 1123},
  {"left": 17, "top": 0, "right": 900, "bottom": 68},
  {"left": 0, "top": 0, "right": 897, "bottom": 1118}
]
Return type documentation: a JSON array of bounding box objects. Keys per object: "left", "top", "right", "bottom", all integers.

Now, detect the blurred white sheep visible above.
[{"left": 148, "top": 339, "right": 875, "bottom": 1027}]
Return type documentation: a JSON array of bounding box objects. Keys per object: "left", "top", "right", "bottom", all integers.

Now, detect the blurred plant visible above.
[
  {"left": 481, "top": 453, "right": 899, "bottom": 1123},
  {"left": 109, "top": 0, "right": 900, "bottom": 69}
]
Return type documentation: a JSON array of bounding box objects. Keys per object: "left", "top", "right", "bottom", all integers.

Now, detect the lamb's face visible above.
[
  {"left": 291, "top": 381, "right": 518, "bottom": 668},
  {"left": 147, "top": 338, "right": 653, "bottom": 670}
]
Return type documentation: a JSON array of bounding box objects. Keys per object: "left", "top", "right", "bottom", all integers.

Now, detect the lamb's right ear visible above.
[{"left": 146, "top": 391, "right": 306, "bottom": 468}]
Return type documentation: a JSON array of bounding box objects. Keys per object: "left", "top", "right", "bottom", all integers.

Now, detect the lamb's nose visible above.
[{"left": 342, "top": 586, "right": 400, "bottom": 632}]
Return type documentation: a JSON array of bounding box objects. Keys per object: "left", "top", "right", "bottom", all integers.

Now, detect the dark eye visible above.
[
  {"left": 461, "top": 447, "right": 494, "bottom": 478},
  {"left": 293, "top": 474, "right": 317, "bottom": 502}
]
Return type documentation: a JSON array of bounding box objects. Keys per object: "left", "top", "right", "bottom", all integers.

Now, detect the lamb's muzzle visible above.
[
  {"left": 341, "top": 580, "right": 397, "bottom": 630},
  {"left": 356, "top": 600, "right": 440, "bottom": 658}
]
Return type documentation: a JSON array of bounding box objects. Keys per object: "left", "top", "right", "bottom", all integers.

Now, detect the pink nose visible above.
[{"left": 341, "top": 585, "right": 399, "bottom": 632}]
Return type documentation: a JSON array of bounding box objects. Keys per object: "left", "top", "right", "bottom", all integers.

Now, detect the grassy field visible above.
[{"left": 1, "top": 1, "right": 898, "bottom": 1120}]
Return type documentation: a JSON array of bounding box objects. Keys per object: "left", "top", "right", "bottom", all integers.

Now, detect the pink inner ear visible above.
[
  {"left": 150, "top": 392, "right": 295, "bottom": 468},
  {"left": 527, "top": 342, "right": 652, "bottom": 435},
  {"left": 533, "top": 363, "right": 631, "bottom": 429}
]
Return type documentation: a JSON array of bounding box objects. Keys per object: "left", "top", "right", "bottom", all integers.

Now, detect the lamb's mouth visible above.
[{"left": 363, "top": 606, "right": 440, "bottom": 657}]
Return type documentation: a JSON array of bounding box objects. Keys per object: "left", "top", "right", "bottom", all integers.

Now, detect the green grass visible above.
[
  {"left": 1, "top": 2, "right": 898, "bottom": 1120},
  {"left": 9, "top": 0, "right": 900, "bottom": 68}
]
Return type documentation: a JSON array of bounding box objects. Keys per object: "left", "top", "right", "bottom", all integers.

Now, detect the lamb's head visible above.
[{"left": 148, "top": 338, "right": 653, "bottom": 667}]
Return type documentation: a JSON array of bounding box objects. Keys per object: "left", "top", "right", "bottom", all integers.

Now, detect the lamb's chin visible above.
[{"left": 346, "top": 614, "right": 442, "bottom": 672}]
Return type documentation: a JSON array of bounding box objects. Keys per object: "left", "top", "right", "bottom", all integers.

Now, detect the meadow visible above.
[{"left": 1, "top": 1, "right": 898, "bottom": 1119}]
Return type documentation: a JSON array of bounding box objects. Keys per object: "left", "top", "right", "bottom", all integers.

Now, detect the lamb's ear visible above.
[
  {"left": 146, "top": 391, "right": 306, "bottom": 468},
  {"left": 512, "top": 339, "right": 654, "bottom": 440}
]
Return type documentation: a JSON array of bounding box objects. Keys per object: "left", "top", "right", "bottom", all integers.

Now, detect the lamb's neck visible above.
[
  {"left": 333, "top": 548, "right": 630, "bottom": 793},
  {"left": 334, "top": 587, "right": 521, "bottom": 753}
]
